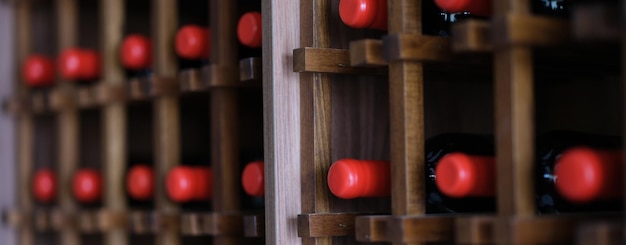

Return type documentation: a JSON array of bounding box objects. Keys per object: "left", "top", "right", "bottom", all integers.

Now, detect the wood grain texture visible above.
[
  {"left": 451, "top": 20, "right": 493, "bottom": 53},
  {"left": 239, "top": 57, "right": 262, "bottom": 82},
  {"left": 152, "top": 1, "right": 180, "bottom": 244},
  {"left": 14, "top": 1, "right": 34, "bottom": 244},
  {"left": 577, "top": 221, "right": 623, "bottom": 245},
  {"left": 293, "top": 47, "right": 386, "bottom": 75},
  {"left": 383, "top": 34, "right": 451, "bottom": 62},
  {"left": 262, "top": 0, "right": 303, "bottom": 243},
  {"left": 297, "top": 213, "right": 358, "bottom": 237},
  {"left": 180, "top": 213, "right": 244, "bottom": 236},
  {"left": 244, "top": 214, "right": 265, "bottom": 237},
  {"left": 386, "top": 215, "right": 455, "bottom": 243},
  {"left": 388, "top": 0, "right": 426, "bottom": 220},
  {"left": 492, "top": 14, "right": 570, "bottom": 48},
  {"left": 455, "top": 215, "right": 496, "bottom": 244},
  {"left": 349, "top": 39, "right": 387, "bottom": 67},
  {"left": 355, "top": 216, "right": 389, "bottom": 242},
  {"left": 299, "top": 0, "right": 332, "bottom": 244},
  {"left": 100, "top": 0, "right": 127, "bottom": 244},
  {"left": 210, "top": 0, "right": 241, "bottom": 244},
  {"left": 56, "top": 0, "right": 80, "bottom": 244},
  {"left": 494, "top": 47, "right": 535, "bottom": 218}
]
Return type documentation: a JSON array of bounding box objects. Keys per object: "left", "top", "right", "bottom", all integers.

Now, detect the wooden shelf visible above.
[
  {"left": 239, "top": 57, "right": 262, "bottom": 82},
  {"left": 293, "top": 47, "right": 387, "bottom": 75},
  {"left": 451, "top": 20, "right": 493, "bottom": 53},
  {"left": 492, "top": 14, "right": 570, "bottom": 48},
  {"left": 355, "top": 215, "right": 390, "bottom": 242},
  {"left": 349, "top": 39, "right": 387, "bottom": 67},
  {"left": 571, "top": 3, "right": 620, "bottom": 42},
  {"left": 356, "top": 215, "right": 456, "bottom": 243},
  {"left": 243, "top": 213, "right": 264, "bottom": 238},
  {"left": 180, "top": 212, "right": 244, "bottom": 236},
  {"left": 128, "top": 210, "right": 157, "bottom": 234},
  {"left": 577, "top": 221, "right": 623, "bottom": 245},
  {"left": 297, "top": 212, "right": 360, "bottom": 238},
  {"left": 457, "top": 214, "right": 622, "bottom": 244},
  {"left": 383, "top": 34, "right": 452, "bottom": 62}
]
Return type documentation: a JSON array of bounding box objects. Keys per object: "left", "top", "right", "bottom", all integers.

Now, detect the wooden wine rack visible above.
[{"left": 0, "top": 0, "right": 623, "bottom": 244}]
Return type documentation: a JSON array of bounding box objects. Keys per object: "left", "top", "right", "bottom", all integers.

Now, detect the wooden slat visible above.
[
  {"left": 180, "top": 213, "right": 244, "bottom": 236},
  {"left": 56, "top": 0, "right": 80, "bottom": 244},
  {"left": 297, "top": 213, "right": 358, "bottom": 237},
  {"left": 299, "top": 0, "right": 332, "bottom": 244},
  {"left": 452, "top": 20, "right": 492, "bottom": 53},
  {"left": 178, "top": 68, "right": 205, "bottom": 92},
  {"left": 355, "top": 215, "right": 389, "bottom": 242},
  {"left": 128, "top": 211, "right": 156, "bottom": 234},
  {"left": 239, "top": 57, "right": 262, "bottom": 82},
  {"left": 101, "top": 0, "right": 127, "bottom": 243},
  {"left": 244, "top": 214, "right": 265, "bottom": 238},
  {"left": 293, "top": 47, "right": 386, "bottom": 75},
  {"left": 494, "top": 47, "right": 536, "bottom": 244},
  {"left": 349, "top": 39, "right": 387, "bottom": 67},
  {"left": 572, "top": 3, "right": 620, "bottom": 41},
  {"left": 383, "top": 34, "right": 452, "bottom": 62},
  {"left": 492, "top": 14, "right": 570, "bottom": 48},
  {"left": 388, "top": 0, "right": 425, "bottom": 222},
  {"left": 577, "top": 221, "right": 623, "bottom": 245},
  {"left": 386, "top": 215, "right": 455, "bottom": 243},
  {"left": 455, "top": 215, "right": 496, "bottom": 244},
  {"left": 210, "top": 0, "right": 241, "bottom": 244},
  {"left": 14, "top": 2, "right": 33, "bottom": 244},
  {"left": 262, "top": 0, "right": 303, "bottom": 244},
  {"left": 152, "top": 0, "right": 180, "bottom": 244}
]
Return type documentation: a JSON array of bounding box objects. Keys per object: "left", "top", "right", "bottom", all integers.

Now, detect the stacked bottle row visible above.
[
  {"left": 21, "top": 11, "right": 262, "bottom": 88},
  {"left": 31, "top": 161, "right": 266, "bottom": 204},
  {"left": 327, "top": 132, "right": 622, "bottom": 213}
]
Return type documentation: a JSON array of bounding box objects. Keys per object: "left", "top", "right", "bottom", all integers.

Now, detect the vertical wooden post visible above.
[
  {"left": 388, "top": 0, "right": 425, "bottom": 218},
  {"left": 262, "top": 0, "right": 303, "bottom": 244},
  {"left": 15, "top": 1, "right": 34, "bottom": 245},
  {"left": 209, "top": 1, "right": 241, "bottom": 244},
  {"left": 152, "top": 0, "right": 180, "bottom": 244},
  {"left": 56, "top": 0, "right": 80, "bottom": 244},
  {"left": 298, "top": 0, "right": 332, "bottom": 244},
  {"left": 101, "top": 0, "right": 127, "bottom": 244},
  {"left": 493, "top": 1, "right": 535, "bottom": 244}
]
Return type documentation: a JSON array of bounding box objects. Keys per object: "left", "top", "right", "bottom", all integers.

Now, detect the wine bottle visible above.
[
  {"left": 120, "top": 34, "right": 152, "bottom": 78},
  {"left": 166, "top": 166, "right": 212, "bottom": 203},
  {"left": 536, "top": 131, "right": 622, "bottom": 214},
  {"left": 175, "top": 25, "right": 211, "bottom": 69},
  {"left": 327, "top": 133, "right": 496, "bottom": 213}
]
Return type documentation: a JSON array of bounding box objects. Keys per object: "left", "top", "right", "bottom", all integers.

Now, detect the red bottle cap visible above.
[
  {"left": 72, "top": 169, "right": 102, "bottom": 203},
  {"left": 435, "top": 153, "right": 495, "bottom": 198},
  {"left": 327, "top": 159, "right": 390, "bottom": 199},
  {"left": 175, "top": 25, "right": 211, "bottom": 60},
  {"left": 58, "top": 48, "right": 100, "bottom": 81},
  {"left": 32, "top": 169, "right": 56, "bottom": 203},
  {"left": 434, "top": 0, "right": 492, "bottom": 17},
  {"left": 339, "top": 0, "right": 387, "bottom": 30},
  {"left": 237, "top": 12, "right": 262, "bottom": 48},
  {"left": 166, "top": 166, "right": 212, "bottom": 202},
  {"left": 80, "top": 50, "right": 101, "bottom": 80},
  {"left": 120, "top": 34, "right": 152, "bottom": 70},
  {"left": 126, "top": 164, "right": 154, "bottom": 200},
  {"left": 555, "top": 148, "right": 623, "bottom": 203},
  {"left": 23, "top": 55, "right": 55, "bottom": 87},
  {"left": 242, "top": 161, "right": 264, "bottom": 197},
  {"left": 59, "top": 48, "right": 83, "bottom": 80}
]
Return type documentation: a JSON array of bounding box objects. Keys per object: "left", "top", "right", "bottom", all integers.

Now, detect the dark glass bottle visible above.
[
  {"left": 535, "top": 131, "right": 622, "bottom": 214},
  {"left": 425, "top": 133, "right": 496, "bottom": 213}
]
